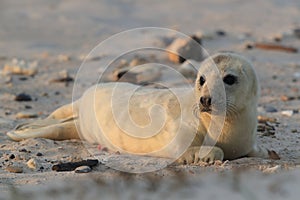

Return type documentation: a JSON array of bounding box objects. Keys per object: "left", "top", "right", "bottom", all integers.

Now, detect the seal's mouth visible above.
[{"left": 200, "top": 107, "right": 212, "bottom": 113}]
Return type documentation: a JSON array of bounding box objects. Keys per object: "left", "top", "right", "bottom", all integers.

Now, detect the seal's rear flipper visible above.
[
  {"left": 7, "top": 117, "right": 80, "bottom": 141},
  {"left": 7, "top": 102, "right": 80, "bottom": 141}
]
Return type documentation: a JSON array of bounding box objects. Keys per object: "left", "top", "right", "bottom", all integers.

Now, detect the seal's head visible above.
[{"left": 195, "top": 52, "right": 259, "bottom": 117}]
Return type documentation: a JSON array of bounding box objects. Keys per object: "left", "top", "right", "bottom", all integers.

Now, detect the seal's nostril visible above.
[
  {"left": 200, "top": 96, "right": 212, "bottom": 107},
  {"left": 200, "top": 97, "right": 204, "bottom": 105},
  {"left": 207, "top": 97, "right": 211, "bottom": 106}
]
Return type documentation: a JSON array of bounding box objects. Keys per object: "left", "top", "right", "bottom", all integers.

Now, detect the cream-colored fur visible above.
[{"left": 7, "top": 53, "right": 272, "bottom": 163}]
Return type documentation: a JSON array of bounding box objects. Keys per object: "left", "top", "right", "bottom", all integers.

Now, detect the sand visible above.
[{"left": 0, "top": 0, "right": 300, "bottom": 199}]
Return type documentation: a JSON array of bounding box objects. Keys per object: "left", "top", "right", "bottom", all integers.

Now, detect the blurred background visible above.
[{"left": 1, "top": 0, "right": 300, "bottom": 57}]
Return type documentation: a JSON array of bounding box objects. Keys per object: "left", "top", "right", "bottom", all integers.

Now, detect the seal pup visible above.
[{"left": 7, "top": 53, "right": 278, "bottom": 163}]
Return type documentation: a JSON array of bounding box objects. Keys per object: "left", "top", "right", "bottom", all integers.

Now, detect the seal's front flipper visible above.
[
  {"left": 7, "top": 117, "right": 80, "bottom": 141},
  {"left": 176, "top": 146, "right": 224, "bottom": 164}
]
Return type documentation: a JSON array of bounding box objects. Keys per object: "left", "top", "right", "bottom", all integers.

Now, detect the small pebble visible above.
[
  {"left": 2, "top": 59, "right": 38, "bottom": 76},
  {"left": 273, "top": 36, "right": 282, "bottom": 42},
  {"left": 215, "top": 30, "right": 226, "bottom": 36},
  {"left": 15, "top": 93, "right": 32, "bottom": 101},
  {"left": 6, "top": 166, "right": 23, "bottom": 173},
  {"left": 50, "top": 70, "right": 74, "bottom": 84},
  {"left": 19, "top": 148, "right": 28, "bottom": 153},
  {"left": 5, "top": 110, "right": 11, "bottom": 115},
  {"left": 18, "top": 77, "right": 28, "bottom": 81},
  {"left": 264, "top": 106, "right": 278, "bottom": 113},
  {"left": 24, "top": 105, "right": 32, "bottom": 109},
  {"left": 281, "top": 95, "right": 290, "bottom": 101},
  {"left": 27, "top": 158, "right": 37, "bottom": 169},
  {"left": 36, "top": 152, "right": 43, "bottom": 156},
  {"left": 258, "top": 115, "right": 278, "bottom": 123},
  {"left": 257, "top": 124, "right": 265, "bottom": 132},
  {"left": 262, "top": 130, "right": 276, "bottom": 137},
  {"left": 291, "top": 129, "right": 298, "bottom": 133},
  {"left": 41, "top": 92, "right": 48, "bottom": 97},
  {"left": 265, "top": 121, "right": 276, "bottom": 128},
  {"left": 74, "top": 166, "right": 91, "bottom": 173},
  {"left": 57, "top": 54, "right": 71, "bottom": 62},
  {"left": 294, "top": 28, "right": 300, "bottom": 39},
  {"left": 283, "top": 95, "right": 300, "bottom": 101},
  {"left": 9, "top": 154, "right": 15, "bottom": 159},
  {"left": 16, "top": 111, "right": 38, "bottom": 119},
  {"left": 245, "top": 42, "right": 254, "bottom": 49},
  {"left": 281, "top": 110, "right": 294, "bottom": 117}
]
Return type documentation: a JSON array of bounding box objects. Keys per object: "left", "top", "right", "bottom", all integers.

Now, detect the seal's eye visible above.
[
  {"left": 223, "top": 74, "right": 237, "bottom": 85},
  {"left": 199, "top": 76, "right": 205, "bottom": 86}
]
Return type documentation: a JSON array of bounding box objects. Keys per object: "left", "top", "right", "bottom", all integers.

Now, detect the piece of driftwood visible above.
[
  {"left": 52, "top": 159, "right": 99, "bottom": 172},
  {"left": 247, "top": 42, "right": 298, "bottom": 53}
]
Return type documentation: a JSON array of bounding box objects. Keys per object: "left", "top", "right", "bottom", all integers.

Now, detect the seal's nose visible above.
[{"left": 200, "top": 96, "right": 212, "bottom": 107}]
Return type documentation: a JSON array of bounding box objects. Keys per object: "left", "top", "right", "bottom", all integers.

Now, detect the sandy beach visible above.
[{"left": 0, "top": 0, "right": 300, "bottom": 199}]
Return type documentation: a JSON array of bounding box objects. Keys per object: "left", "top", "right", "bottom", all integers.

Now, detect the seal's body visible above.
[{"left": 7, "top": 53, "right": 274, "bottom": 163}]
